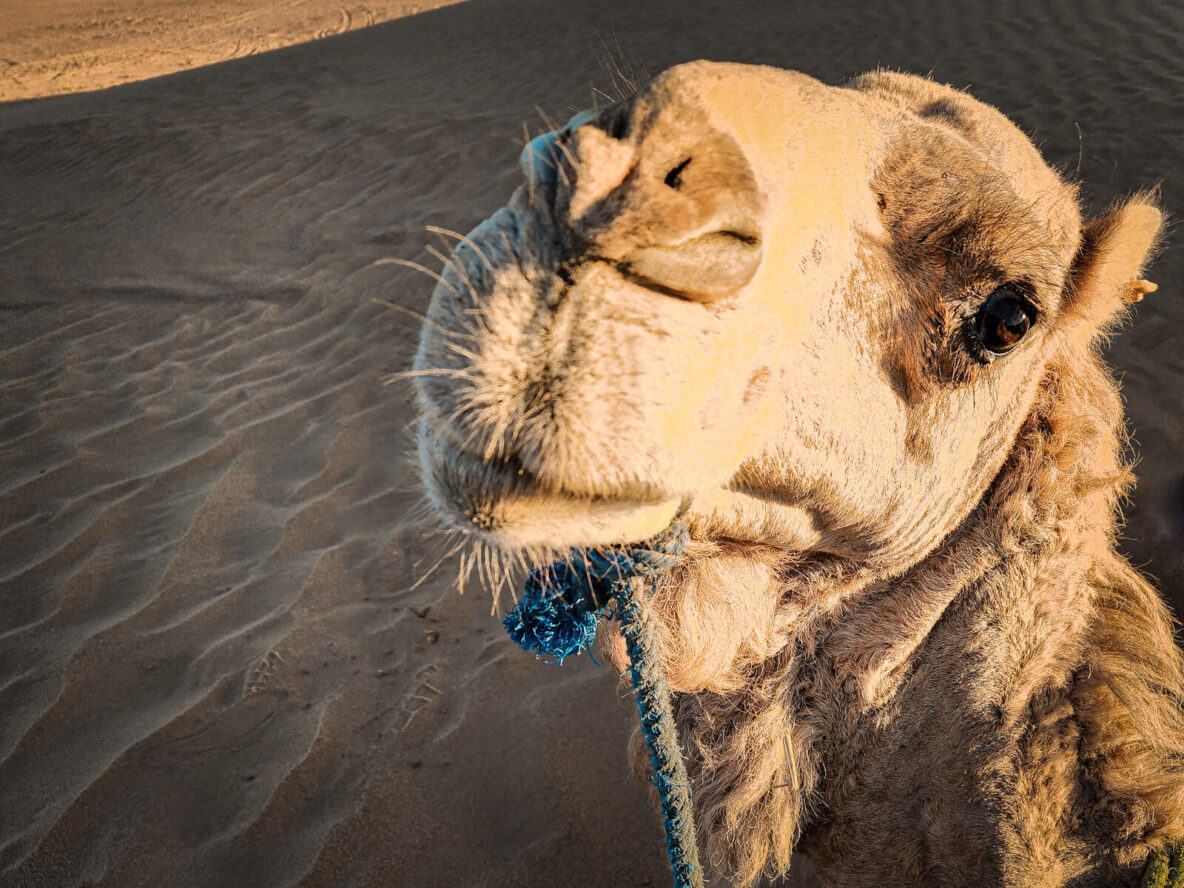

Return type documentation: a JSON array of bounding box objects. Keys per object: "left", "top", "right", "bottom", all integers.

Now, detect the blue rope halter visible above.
[{"left": 503, "top": 521, "right": 703, "bottom": 888}]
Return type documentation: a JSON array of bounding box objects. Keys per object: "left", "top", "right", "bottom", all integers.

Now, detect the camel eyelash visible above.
[{"left": 962, "top": 283, "right": 1040, "bottom": 362}]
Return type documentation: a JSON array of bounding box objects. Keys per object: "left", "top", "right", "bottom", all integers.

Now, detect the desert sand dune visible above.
[
  {"left": 0, "top": 1, "right": 466, "bottom": 102},
  {"left": 0, "top": 1, "right": 1182, "bottom": 886}
]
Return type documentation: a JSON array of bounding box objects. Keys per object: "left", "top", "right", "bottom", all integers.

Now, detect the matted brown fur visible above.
[
  {"left": 616, "top": 350, "right": 1184, "bottom": 887},
  {"left": 414, "top": 61, "right": 1184, "bottom": 886}
]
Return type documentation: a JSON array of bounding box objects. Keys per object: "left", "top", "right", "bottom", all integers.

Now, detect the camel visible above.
[{"left": 412, "top": 61, "right": 1183, "bottom": 887}]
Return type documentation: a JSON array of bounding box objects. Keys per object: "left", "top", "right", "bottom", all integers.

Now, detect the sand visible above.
[
  {"left": 0, "top": 1, "right": 467, "bottom": 103},
  {"left": 1, "top": 1, "right": 1182, "bottom": 886}
]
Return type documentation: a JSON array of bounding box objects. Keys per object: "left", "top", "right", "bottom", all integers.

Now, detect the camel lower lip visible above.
[{"left": 419, "top": 429, "right": 682, "bottom": 548}]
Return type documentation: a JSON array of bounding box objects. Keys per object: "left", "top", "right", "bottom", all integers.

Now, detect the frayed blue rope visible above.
[
  {"left": 503, "top": 522, "right": 704, "bottom": 888},
  {"left": 503, "top": 561, "right": 603, "bottom": 664}
]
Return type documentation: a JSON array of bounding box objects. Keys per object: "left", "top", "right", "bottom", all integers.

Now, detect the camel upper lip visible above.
[
  {"left": 557, "top": 252, "right": 698, "bottom": 302},
  {"left": 569, "top": 229, "right": 762, "bottom": 306},
  {"left": 614, "top": 262, "right": 702, "bottom": 302}
]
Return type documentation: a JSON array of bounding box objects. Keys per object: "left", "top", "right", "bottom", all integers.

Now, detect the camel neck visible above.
[{"left": 663, "top": 352, "right": 1152, "bottom": 885}]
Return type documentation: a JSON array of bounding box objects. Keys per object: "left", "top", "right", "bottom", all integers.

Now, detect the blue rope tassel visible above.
[{"left": 503, "top": 522, "right": 704, "bottom": 888}]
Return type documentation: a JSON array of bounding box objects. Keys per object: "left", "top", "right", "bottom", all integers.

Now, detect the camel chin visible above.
[{"left": 420, "top": 416, "right": 830, "bottom": 551}]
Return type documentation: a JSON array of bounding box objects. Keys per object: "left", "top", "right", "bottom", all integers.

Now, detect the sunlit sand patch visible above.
[{"left": 0, "top": 0, "right": 468, "bottom": 102}]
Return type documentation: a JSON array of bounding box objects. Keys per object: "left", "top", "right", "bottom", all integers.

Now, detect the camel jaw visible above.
[{"left": 418, "top": 417, "right": 836, "bottom": 555}]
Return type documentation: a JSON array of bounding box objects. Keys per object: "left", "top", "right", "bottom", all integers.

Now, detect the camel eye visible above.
[{"left": 974, "top": 286, "right": 1036, "bottom": 356}]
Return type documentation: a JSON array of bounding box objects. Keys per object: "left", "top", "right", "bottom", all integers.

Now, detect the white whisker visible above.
[
  {"left": 372, "top": 258, "right": 456, "bottom": 295},
  {"left": 426, "top": 225, "right": 496, "bottom": 274}
]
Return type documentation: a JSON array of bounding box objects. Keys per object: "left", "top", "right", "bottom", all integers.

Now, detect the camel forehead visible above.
[
  {"left": 642, "top": 61, "right": 1052, "bottom": 179},
  {"left": 850, "top": 70, "right": 1080, "bottom": 237},
  {"left": 633, "top": 62, "right": 884, "bottom": 194}
]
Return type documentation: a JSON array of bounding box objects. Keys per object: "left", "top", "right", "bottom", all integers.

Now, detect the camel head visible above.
[{"left": 413, "top": 61, "right": 1162, "bottom": 568}]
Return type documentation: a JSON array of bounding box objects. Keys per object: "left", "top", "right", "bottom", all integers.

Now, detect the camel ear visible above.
[{"left": 1063, "top": 195, "right": 1165, "bottom": 340}]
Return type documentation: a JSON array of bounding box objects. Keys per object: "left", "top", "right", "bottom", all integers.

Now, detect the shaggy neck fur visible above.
[{"left": 625, "top": 343, "right": 1184, "bottom": 887}]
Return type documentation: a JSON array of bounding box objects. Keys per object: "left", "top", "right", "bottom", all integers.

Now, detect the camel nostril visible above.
[
  {"left": 720, "top": 229, "right": 759, "bottom": 247},
  {"left": 606, "top": 105, "right": 631, "bottom": 141},
  {"left": 664, "top": 157, "right": 692, "bottom": 190}
]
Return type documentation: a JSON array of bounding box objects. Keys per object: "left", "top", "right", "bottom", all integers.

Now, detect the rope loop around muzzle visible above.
[{"left": 503, "top": 521, "right": 704, "bottom": 888}]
